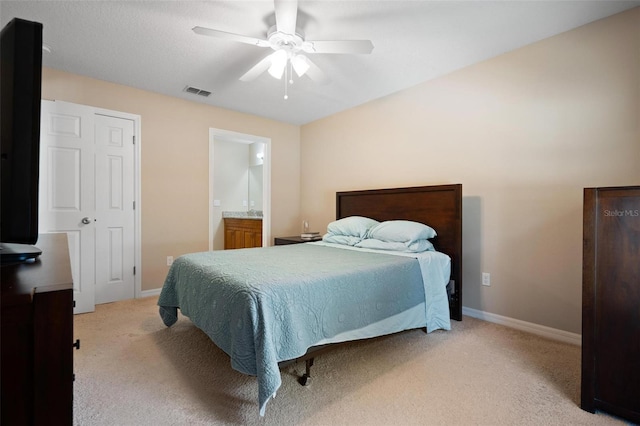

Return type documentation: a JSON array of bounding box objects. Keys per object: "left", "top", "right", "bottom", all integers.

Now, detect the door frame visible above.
[
  {"left": 92, "top": 104, "right": 142, "bottom": 299},
  {"left": 208, "top": 128, "right": 271, "bottom": 250}
]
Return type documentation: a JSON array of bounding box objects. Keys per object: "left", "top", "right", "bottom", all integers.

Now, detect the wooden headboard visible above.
[{"left": 336, "top": 184, "right": 462, "bottom": 321}]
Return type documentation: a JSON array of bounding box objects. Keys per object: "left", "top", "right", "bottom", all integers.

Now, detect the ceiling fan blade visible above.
[
  {"left": 193, "top": 26, "right": 270, "bottom": 48},
  {"left": 304, "top": 58, "right": 329, "bottom": 85},
  {"left": 274, "top": 0, "right": 298, "bottom": 35},
  {"left": 239, "top": 54, "right": 274, "bottom": 82},
  {"left": 303, "top": 40, "right": 374, "bottom": 54}
]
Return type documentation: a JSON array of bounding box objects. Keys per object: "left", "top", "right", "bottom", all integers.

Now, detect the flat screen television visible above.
[{"left": 1, "top": 18, "right": 44, "bottom": 263}]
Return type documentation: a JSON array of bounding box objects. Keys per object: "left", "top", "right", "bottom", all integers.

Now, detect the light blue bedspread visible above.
[{"left": 158, "top": 243, "right": 450, "bottom": 415}]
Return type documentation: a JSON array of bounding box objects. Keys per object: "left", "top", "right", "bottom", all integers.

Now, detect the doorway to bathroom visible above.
[{"left": 209, "top": 128, "right": 271, "bottom": 250}]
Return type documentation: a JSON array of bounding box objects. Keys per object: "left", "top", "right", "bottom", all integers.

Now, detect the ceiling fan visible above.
[{"left": 193, "top": 0, "right": 374, "bottom": 98}]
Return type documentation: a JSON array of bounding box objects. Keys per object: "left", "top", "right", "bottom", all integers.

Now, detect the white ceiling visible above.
[{"left": 2, "top": 1, "right": 638, "bottom": 125}]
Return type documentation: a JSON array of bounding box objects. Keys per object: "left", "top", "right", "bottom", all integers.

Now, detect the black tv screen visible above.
[{"left": 1, "top": 18, "right": 43, "bottom": 262}]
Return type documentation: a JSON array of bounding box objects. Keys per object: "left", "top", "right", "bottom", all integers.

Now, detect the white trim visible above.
[
  {"left": 139, "top": 288, "right": 162, "bottom": 298},
  {"left": 209, "top": 130, "right": 215, "bottom": 251},
  {"left": 208, "top": 128, "right": 272, "bottom": 250},
  {"left": 462, "top": 306, "right": 581, "bottom": 346},
  {"left": 263, "top": 142, "right": 271, "bottom": 246}
]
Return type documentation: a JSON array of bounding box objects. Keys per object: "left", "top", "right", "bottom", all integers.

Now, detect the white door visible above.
[
  {"left": 94, "top": 114, "right": 135, "bottom": 304},
  {"left": 39, "top": 101, "right": 136, "bottom": 313},
  {"left": 39, "top": 100, "right": 96, "bottom": 313}
]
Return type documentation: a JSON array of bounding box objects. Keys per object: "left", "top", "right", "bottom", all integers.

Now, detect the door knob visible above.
[{"left": 81, "top": 217, "right": 91, "bottom": 224}]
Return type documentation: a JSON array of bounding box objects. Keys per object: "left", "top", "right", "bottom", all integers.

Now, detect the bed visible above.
[{"left": 158, "top": 184, "right": 462, "bottom": 415}]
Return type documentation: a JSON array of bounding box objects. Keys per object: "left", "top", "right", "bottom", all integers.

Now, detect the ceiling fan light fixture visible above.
[
  {"left": 292, "top": 54, "right": 310, "bottom": 77},
  {"left": 268, "top": 50, "right": 287, "bottom": 79}
]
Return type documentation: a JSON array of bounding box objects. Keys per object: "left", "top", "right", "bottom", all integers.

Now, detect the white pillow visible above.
[
  {"left": 368, "top": 220, "right": 436, "bottom": 243},
  {"left": 355, "top": 238, "right": 435, "bottom": 253},
  {"left": 326, "top": 216, "right": 379, "bottom": 238},
  {"left": 322, "top": 234, "right": 362, "bottom": 246}
]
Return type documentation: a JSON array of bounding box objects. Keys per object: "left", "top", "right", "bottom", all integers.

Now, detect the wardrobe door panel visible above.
[
  {"left": 593, "top": 190, "right": 640, "bottom": 412},
  {"left": 582, "top": 186, "right": 640, "bottom": 423}
]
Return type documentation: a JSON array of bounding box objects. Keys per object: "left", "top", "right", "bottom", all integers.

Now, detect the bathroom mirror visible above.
[
  {"left": 248, "top": 164, "right": 263, "bottom": 211},
  {"left": 247, "top": 142, "right": 264, "bottom": 213}
]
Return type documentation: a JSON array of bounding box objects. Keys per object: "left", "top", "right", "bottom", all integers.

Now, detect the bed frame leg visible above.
[{"left": 298, "top": 358, "right": 314, "bottom": 386}]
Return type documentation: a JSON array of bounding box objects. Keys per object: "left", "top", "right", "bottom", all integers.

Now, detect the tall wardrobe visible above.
[{"left": 581, "top": 186, "right": 640, "bottom": 423}]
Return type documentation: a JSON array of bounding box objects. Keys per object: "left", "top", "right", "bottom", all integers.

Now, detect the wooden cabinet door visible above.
[
  {"left": 582, "top": 186, "right": 640, "bottom": 423},
  {"left": 224, "top": 218, "right": 262, "bottom": 249}
]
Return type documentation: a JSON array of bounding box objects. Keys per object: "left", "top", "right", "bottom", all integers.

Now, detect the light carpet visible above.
[{"left": 73, "top": 296, "right": 630, "bottom": 425}]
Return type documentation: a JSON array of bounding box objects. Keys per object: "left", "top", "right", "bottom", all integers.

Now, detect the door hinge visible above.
[
  {"left": 133, "top": 201, "right": 135, "bottom": 210},
  {"left": 133, "top": 266, "right": 136, "bottom": 275},
  {"left": 132, "top": 135, "right": 135, "bottom": 144}
]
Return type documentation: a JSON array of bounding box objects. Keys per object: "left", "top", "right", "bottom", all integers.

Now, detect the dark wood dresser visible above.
[
  {"left": 1, "top": 233, "right": 75, "bottom": 425},
  {"left": 581, "top": 186, "right": 640, "bottom": 423}
]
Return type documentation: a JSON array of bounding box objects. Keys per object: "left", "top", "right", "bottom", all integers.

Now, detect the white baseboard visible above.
[
  {"left": 462, "top": 306, "right": 581, "bottom": 346},
  {"left": 138, "top": 288, "right": 162, "bottom": 298}
]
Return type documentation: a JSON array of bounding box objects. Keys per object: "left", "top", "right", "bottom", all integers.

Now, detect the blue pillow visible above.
[
  {"left": 368, "top": 220, "right": 436, "bottom": 243},
  {"left": 326, "top": 216, "right": 379, "bottom": 239}
]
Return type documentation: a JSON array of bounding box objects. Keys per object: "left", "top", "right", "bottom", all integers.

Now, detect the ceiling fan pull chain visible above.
[
  {"left": 284, "top": 66, "right": 288, "bottom": 100},
  {"left": 289, "top": 59, "right": 294, "bottom": 85}
]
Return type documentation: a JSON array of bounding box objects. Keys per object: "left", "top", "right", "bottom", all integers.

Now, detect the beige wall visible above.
[
  {"left": 41, "top": 68, "right": 301, "bottom": 290},
  {"left": 300, "top": 8, "right": 640, "bottom": 334}
]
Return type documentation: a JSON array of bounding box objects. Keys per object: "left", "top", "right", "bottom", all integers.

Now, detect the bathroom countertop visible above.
[{"left": 222, "top": 211, "right": 263, "bottom": 220}]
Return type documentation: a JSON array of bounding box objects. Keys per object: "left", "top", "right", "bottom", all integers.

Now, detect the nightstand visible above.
[{"left": 274, "top": 236, "right": 322, "bottom": 245}]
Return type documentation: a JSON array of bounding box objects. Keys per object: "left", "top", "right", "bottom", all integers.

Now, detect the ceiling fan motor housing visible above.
[{"left": 267, "top": 26, "right": 310, "bottom": 53}]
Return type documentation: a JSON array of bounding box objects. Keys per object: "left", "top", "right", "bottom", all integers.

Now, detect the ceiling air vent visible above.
[{"left": 184, "top": 86, "right": 211, "bottom": 97}]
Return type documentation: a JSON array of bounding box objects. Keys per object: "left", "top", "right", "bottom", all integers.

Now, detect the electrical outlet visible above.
[
  {"left": 167, "top": 256, "right": 174, "bottom": 266},
  {"left": 482, "top": 272, "right": 491, "bottom": 286}
]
